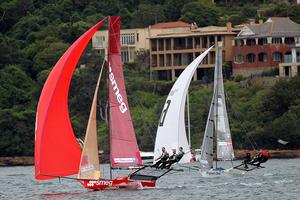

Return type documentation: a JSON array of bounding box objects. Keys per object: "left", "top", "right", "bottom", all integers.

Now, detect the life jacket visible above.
[{"left": 262, "top": 150, "right": 270, "bottom": 159}]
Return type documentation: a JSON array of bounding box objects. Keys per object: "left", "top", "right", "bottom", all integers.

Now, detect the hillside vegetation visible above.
[{"left": 1, "top": 0, "right": 300, "bottom": 156}]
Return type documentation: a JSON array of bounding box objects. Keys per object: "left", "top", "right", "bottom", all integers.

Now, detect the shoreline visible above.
[{"left": 1, "top": 149, "right": 300, "bottom": 166}]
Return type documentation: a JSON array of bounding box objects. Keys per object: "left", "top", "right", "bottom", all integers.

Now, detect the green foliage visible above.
[
  {"left": 261, "top": 67, "right": 279, "bottom": 77},
  {"left": 180, "top": 1, "right": 219, "bottom": 26},
  {"left": 32, "top": 42, "right": 69, "bottom": 74},
  {"left": 0, "top": 65, "right": 35, "bottom": 109},
  {"left": 0, "top": 108, "right": 35, "bottom": 156},
  {"left": 131, "top": 4, "right": 165, "bottom": 27},
  {"left": 1, "top": 0, "right": 300, "bottom": 157}
]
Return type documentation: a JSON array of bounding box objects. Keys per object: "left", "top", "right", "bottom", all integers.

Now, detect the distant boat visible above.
[
  {"left": 199, "top": 42, "right": 235, "bottom": 175},
  {"left": 34, "top": 16, "right": 156, "bottom": 190},
  {"left": 153, "top": 47, "right": 213, "bottom": 164},
  {"left": 140, "top": 151, "right": 154, "bottom": 164}
]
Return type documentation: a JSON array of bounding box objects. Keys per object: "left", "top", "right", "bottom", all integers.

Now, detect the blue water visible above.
[{"left": 0, "top": 159, "right": 299, "bottom": 200}]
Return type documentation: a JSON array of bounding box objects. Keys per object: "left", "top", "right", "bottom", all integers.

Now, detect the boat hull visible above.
[{"left": 80, "top": 177, "right": 156, "bottom": 190}]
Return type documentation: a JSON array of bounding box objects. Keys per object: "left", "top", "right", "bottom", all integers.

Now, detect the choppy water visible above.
[{"left": 0, "top": 159, "right": 299, "bottom": 200}]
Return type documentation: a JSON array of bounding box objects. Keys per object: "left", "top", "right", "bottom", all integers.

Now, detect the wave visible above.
[
  {"left": 274, "top": 179, "right": 293, "bottom": 184},
  {"left": 240, "top": 182, "right": 262, "bottom": 187}
]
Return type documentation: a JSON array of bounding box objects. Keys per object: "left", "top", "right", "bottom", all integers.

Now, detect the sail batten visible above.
[
  {"left": 108, "top": 16, "right": 142, "bottom": 167},
  {"left": 154, "top": 47, "right": 213, "bottom": 164},
  {"left": 34, "top": 18, "right": 106, "bottom": 180}
]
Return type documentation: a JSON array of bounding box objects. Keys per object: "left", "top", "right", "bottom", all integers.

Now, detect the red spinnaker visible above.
[
  {"left": 35, "top": 18, "right": 106, "bottom": 180},
  {"left": 108, "top": 16, "right": 142, "bottom": 167}
]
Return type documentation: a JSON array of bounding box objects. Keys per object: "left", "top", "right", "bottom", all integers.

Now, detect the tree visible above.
[
  {"left": 131, "top": 4, "right": 165, "bottom": 28},
  {"left": 180, "top": 1, "right": 219, "bottom": 27},
  {"left": 0, "top": 65, "right": 35, "bottom": 109},
  {"left": 32, "top": 41, "right": 69, "bottom": 75}
]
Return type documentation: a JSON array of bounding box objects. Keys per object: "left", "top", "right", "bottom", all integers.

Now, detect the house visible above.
[
  {"left": 92, "top": 28, "right": 149, "bottom": 63},
  {"left": 232, "top": 17, "right": 300, "bottom": 76},
  {"left": 149, "top": 21, "right": 240, "bottom": 80}
]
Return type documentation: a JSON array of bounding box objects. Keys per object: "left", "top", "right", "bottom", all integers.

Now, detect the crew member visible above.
[
  {"left": 165, "top": 147, "right": 185, "bottom": 169},
  {"left": 160, "top": 149, "right": 176, "bottom": 169},
  {"left": 250, "top": 149, "right": 270, "bottom": 167},
  {"left": 152, "top": 147, "right": 169, "bottom": 168},
  {"left": 243, "top": 152, "right": 251, "bottom": 169}
]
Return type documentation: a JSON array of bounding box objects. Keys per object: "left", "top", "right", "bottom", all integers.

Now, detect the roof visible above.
[
  {"left": 151, "top": 21, "right": 191, "bottom": 29},
  {"left": 236, "top": 17, "right": 300, "bottom": 39}
]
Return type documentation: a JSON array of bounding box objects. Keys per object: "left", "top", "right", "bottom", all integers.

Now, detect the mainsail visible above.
[
  {"left": 215, "top": 43, "right": 234, "bottom": 161},
  {"left": 200, "top": 42, "right": 234, "bottom": 169},
  {"left": 78, "top": 61, "right": 105, "bottom": 180},
  {"left": 108, "top": 16, "right": 142, "bottom": 167},
  {"left": 154, "top": 47, "right": 213, "bottom": 164},
  {"left": 34, "top": 18, "right": 106, "bottom": 180}
]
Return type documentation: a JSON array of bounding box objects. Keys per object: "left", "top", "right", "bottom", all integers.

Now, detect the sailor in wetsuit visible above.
[
  {"left": 243, "top": 152, "right": 251, "bottom": 168},
  {"left": 249, "top": 149, "right": 270, "bottom": 167},
  {"left": 152, "top": 147, "right": 169, "bottom": 168},
  {"left": 159, "top": 149, "right": 176, "bottom": 169},
  {"left": 165, "top": 147, "right": 185, "bottom": 169}
]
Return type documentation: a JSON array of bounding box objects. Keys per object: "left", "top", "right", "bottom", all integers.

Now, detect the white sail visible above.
[
  {"left": 215, "top": 43, "right": 234, "bottom": 161},
  {"left": 199, "top": 88, "right": 215, "bottom": 169},
  {"left": 154, "top": 47, "right": 213, "bottom": 164},
  {"left": 200, "top": 42, "right": 234, "bottom": 169}
]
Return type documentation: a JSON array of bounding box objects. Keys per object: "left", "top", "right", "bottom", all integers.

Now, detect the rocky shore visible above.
[{"left": 1, "top": 149, "right": 300, "bottom": 166}]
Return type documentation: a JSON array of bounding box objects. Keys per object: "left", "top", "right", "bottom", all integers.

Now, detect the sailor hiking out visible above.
[
  {"left": 249, "top": 149, "right": 270, "bottom": 167},
  {"left": 165, "top": 147, "right": 185, "bottom": 169},
  {"left": 152, "top": 147, "right": 169, "bottom": 168},
  {"left": 152, "top": 147, "right": 185, "bottom": 169}
]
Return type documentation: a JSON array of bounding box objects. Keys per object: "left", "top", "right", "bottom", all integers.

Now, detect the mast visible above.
[
  {"left": 107, "top": 16, "right": 112, "bottom": 180},
  {"left": 187, "top": 90, "right": 191, "bottom": 149},
  {"left": 214, "top": 47, "right": 219, "bottom": 169}
]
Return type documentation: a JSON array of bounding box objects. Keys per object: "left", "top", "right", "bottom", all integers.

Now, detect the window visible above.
[
  {"left": 151, "top": 39, "right": 157, "bottom": 51},
  {"left": 258, "top": 38, "right": 267, "bottom": 45},
  {"left": 246, "top": 39, "right": 256, "bottom": 46},
  {"left": 284, "top": 37, "right": 294, "bottom": 45},
  {"left": 272, "top": 52, "right": 282, "bottom": 62},
  {"left": 121, "top": 51, "right": 129, "bottom": 62},
  {"left": 121, "top": 33, "right": 135, "bottom": 45},
  {"left": 234, "top": 54, "right": 244, "bottom": 64},
  {"left": 246, "top": 53, "right": 256, "bottom": 63},
  {"left": 137, "top": 33, "right": 139, "bottom": 42},
  {"left": 95, "top": 36, "right": 104, "bottom": 48},
  {"left": 151, "top": 55, "right": 157, "bottom": 67},
  {"left": 258, "top": 52, "right": 268, "bottom": 62},
  {"left": 272, "top": 38, "right": 282, "bottom": 44}
]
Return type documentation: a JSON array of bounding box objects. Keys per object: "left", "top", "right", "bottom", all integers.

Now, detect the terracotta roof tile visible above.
[{"left": 151, "top": 21, "right": 191, "bottom": 29}]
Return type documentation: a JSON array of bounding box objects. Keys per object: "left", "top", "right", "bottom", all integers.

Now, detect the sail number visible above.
[{"left": 159, "top": 100, "right": 171, "bottom": 126}]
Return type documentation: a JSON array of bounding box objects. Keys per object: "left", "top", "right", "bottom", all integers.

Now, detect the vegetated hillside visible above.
[
  {"left": 1, "top": 0, "right": 300, "bottom": 156},
  {"left": 124, "top": 67, "right": 300, "bottom": 152}
]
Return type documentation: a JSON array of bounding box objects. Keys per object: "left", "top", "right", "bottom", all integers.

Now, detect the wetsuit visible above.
[
  {"left": 243, "top": 153, "right": 251, "bottom": 168},
  {"left": 165, "top": 151, "right": 184, "bottom": 169},
  {"left": 250, "top": 151, "right": 269, "bottom": 166},
  {"left": 160, "top": 152, "right": 175, "bottom": 169},
  {"left": 152, "top": 151, "right": 169, "bottom": 168}
]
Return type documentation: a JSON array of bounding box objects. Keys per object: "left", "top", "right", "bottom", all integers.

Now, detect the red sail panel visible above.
[
  {"left": 35, "top": 18, "right": 106, "bottom": 180},
  {"left": 108, "top": 16, "right": 142, "bottom": 167}
]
